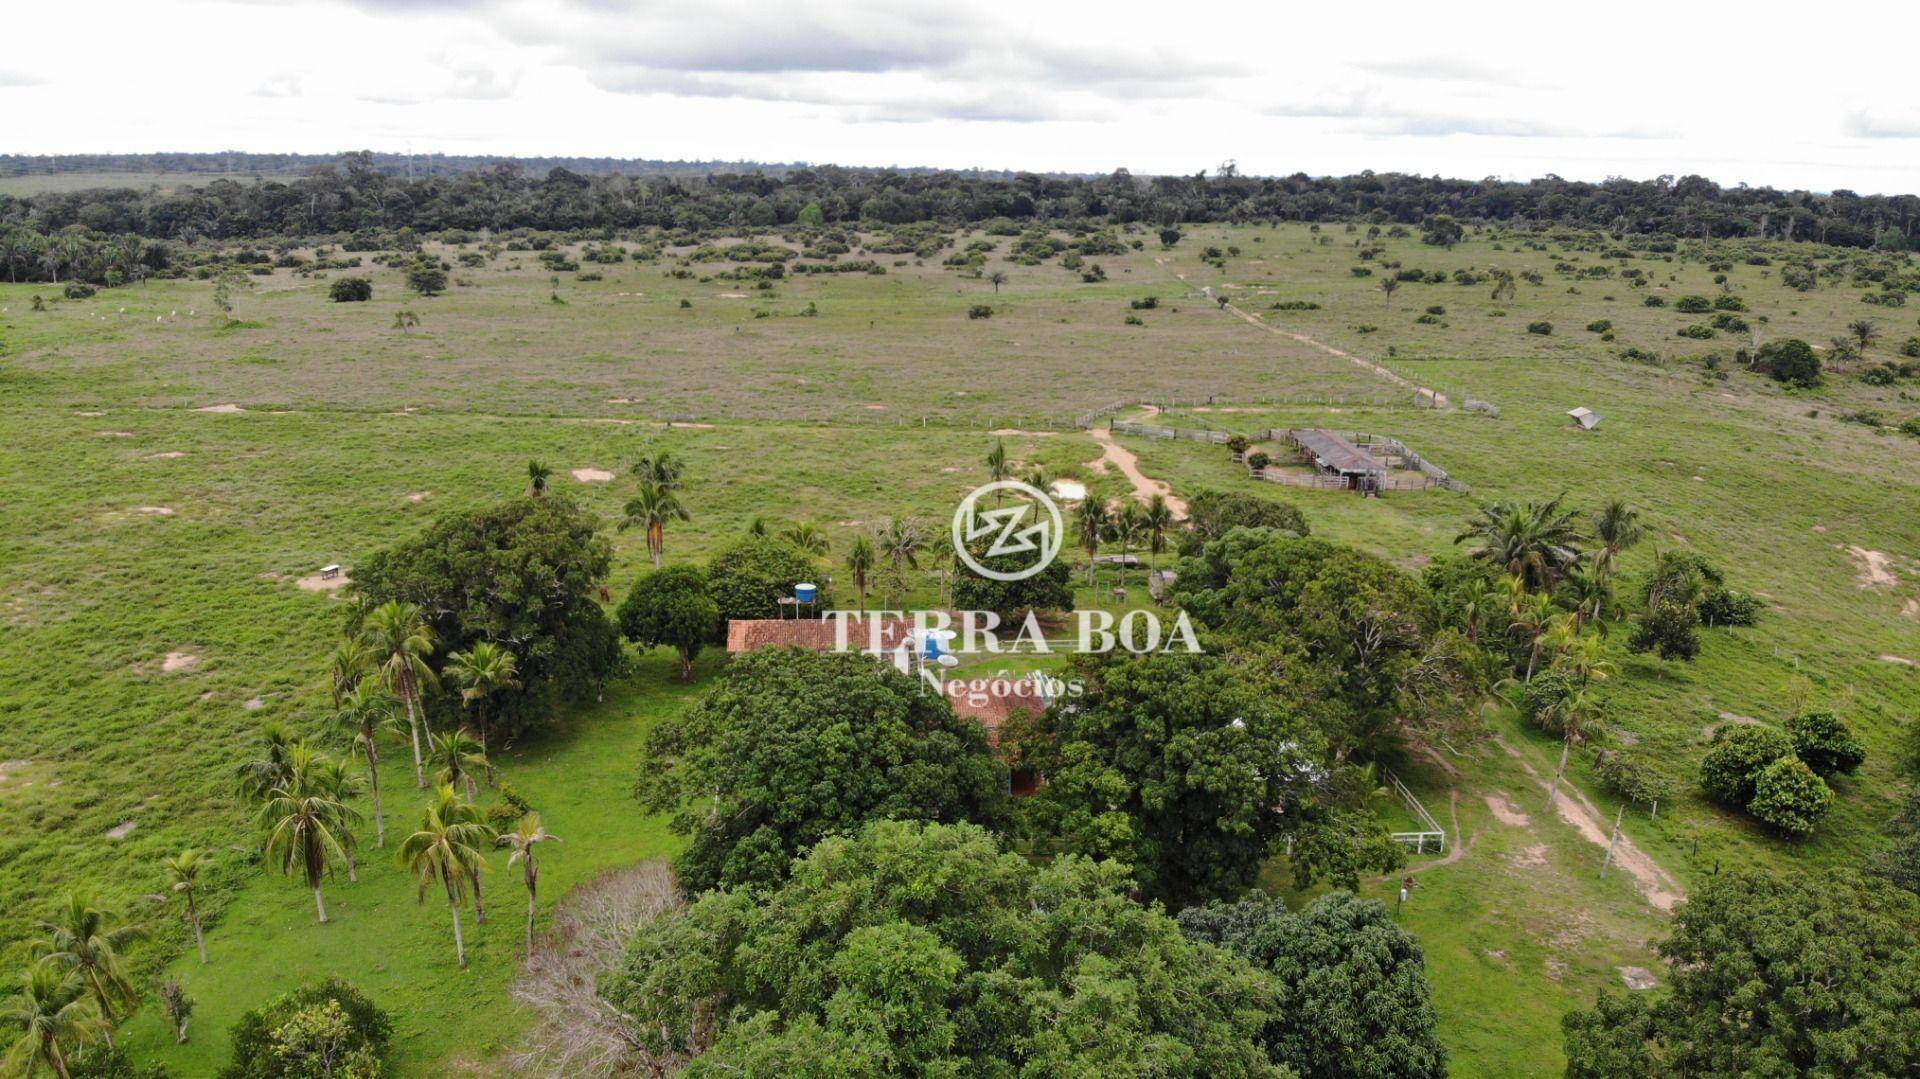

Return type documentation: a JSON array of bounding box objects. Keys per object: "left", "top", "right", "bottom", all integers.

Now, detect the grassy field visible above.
[
  {"left": 0, "top": 171, "right": 307, "bottom": 196},
  {"left": 4, "top": 220, "right": 1918, "bottom": 1075}
]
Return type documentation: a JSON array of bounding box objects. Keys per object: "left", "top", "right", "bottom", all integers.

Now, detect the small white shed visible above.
[{"left": 1567, "top": 407, "right": 1601, "bottom": 430}]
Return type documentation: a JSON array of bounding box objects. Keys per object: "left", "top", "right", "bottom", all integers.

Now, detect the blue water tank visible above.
[{"left": 794, "top": 582, "right": 818, "bottom": 605}]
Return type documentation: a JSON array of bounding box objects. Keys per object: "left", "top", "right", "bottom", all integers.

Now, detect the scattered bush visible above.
[
  {"left": 1700, "top": 725, "right": 1795, "bottom": 808},
  {"left": 1674, "top": 295, "right": 1713, "bottom": 313},
  {"left": 1699, "top": 587, "right": 1762, "bottom": 627},
  {"left": 221, "top": 978, "right": 391, "bottom": 1079},
  {"left": 1757, "top": 338, "right": 1822, "bottom": 387},
  {"left": 1586, "top": 319, "right": 1612, "bottom": 333},
  {"left": 328, "top": 277, "right": 372, "bottom": 302},
  {"left": 1677, "top": 324, "right": 1717, "bottom": 340},
  {"left": 1627, "top": 604, "right": 1700, "bottom": 661},
  {"left": 967, "top": 304, "right": 993, "bottom": 319},
  {"left": 63, "top": 282, "right": 97, "bottom": 299},
  {"left": 1747, "top": 757, "right": 1834, "bottom": 836},
  {"left": 1526, "top": 321, "right": 1553, "bottom": 335},
  {"left": 1786, "top": 712, "right": 1866, "bottom": 777}
]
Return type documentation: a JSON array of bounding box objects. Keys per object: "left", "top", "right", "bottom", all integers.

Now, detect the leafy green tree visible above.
[
  {"left": 353, "top": 495, "right": 621, "bottom": 739},
  {"left": 1180, "top": 489, "right": 1309, "bottom": 553},
  {"left": 1011, "top": 650, "right": 1396, "bottom": 904},
  {"left": 396, "top": 787, "right": 491, "bottom": 968},
  {"left": 259, "top": 749, "right": 360, "bottom": 924},
  {"left": 3, "top": 958, "right": 107, "bottom": 1079},
  {"left": 1420, "top": 214, "right": 1464, "bottom": 248},
  {"left": 404, "top": 259, "right": 447, "bottom": 297},
  {"left": 1786, "top": 711, "right": 1867, "bottom": 776},
  {"left": 326, "top": 277, "right": 371, "bottom": 303},
  {"left": 1866, "top": 787, "right": 1920, "bottom": 894},
  {"left": 617, "top": 564, "right": 719, "bottom": 681},
  {"left": 1757, "top": 338, "right": 1821, "bottom": 387},
  {"left": 704, "top": 535, "right": 818, "bottom": 622},
  {"left": 1562, "top": 870, "right": 1920, "bottom": 1077},
  {"left": 360, "top": 601, "right": 438, "bottom": 788},
  {"left": 1626, "top": 604, "right": 1699, "bottom": 662},
  {"left": 947, "top": 544, "right": 1073, "bottom": 616},
  {"left": 497, "top": 813, "right": 560, "bottom": 959},
  {"left": 1178, "top": 892, "right": 1446, "bottom": 1078},
  {"left": 1699, "top": 725, "right": 1795, "bottom": 808},
  {"left": 220, "top": 978, "right": 391, "bottom": 1079},
  {"left": 162, "top": 849, "right": 210, "bottom": 965},
  {"left": 601, "top": 819, "right": 1282, "bottom": 1077},
  {"left": 1748, "top": 756, "right": 1833, "bottom": 836},
  {"left": 636, "top": 649, "right": 1006, "bottom": 892}
]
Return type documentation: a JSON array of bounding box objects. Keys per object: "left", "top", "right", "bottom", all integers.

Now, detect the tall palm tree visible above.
[
  {"left": 161, "top": 850, "right": 210, "bottom": 965},
  {"left": 619, "top": 483, "right": 690, "bottom": 570},
  {"left": 985, "top": 440, "right": 1011, "bottom": 499},
  {"left": 631, "top": 450, "right": 685, "bottom": 490},
  {"left": 398, "top": 786, "right": 491, "bottom": 969},
  {"left": 330, "top": 683, "right": 399, "bottom": 847},
  {"left": 327, "top": 639, "right": 373, "bottom": 709},
  {"left": 444, "top": 642, "right": 519, "bottom": 780},
  {"left": 1557, "top": 567, "right": 1611, "bottom": 632},
  {"left": 1457, "top": 495, "right": 1586, "bottom": 592},
  {"left": 311, "top": 755, "right": 367, "bottom": 883},
  {"left": 780, "top": 522, "right": 830, "bottom": 557},
  {"left": 1142, "top": 493, "right": 1174, "bottom": 578},
  {"left": 362, "top": 601, "right": 439, "bottom": 788},
  {"left": 497, "top": 814, "right": 561, "bottom": 959},
  {"left": 876, "top": 517, "right": 922, "bottom": 574},
  {"left": 1507, "top": 590, "right": 1558, "bottom": 682},
  {"left": 1456, "top": 576, "right": 1498, "bottom": 644},
  {"left": 526, "top": 461, "right": 552, "bottom": 497},
  {"left": 233, "top": 721, "right": 300, "bottom": 804},
  {"left": 430, "top": 729, "right": 489, "bottom": 802},
  {"left": 2, "top": 959, "right": 107, "bottom": 1079},
  {"left": 258, "top": 748, "right": 360, "bottom": 924},
  {"left": 35, "top": 895, "right": 140, "bottom": 1039},
  {"left": 1024, "top": 465, "right": 1054, "bottom": 493},
  {"left": 1076, "top": 499, "right": 1112, "bottom": 588},
  {"left": 1543, "top": 687, "right": 1602, "bottom": 811},
  {"left": 1590, "top": 499, "right": 1644, "bottom": 618},
  {"left": 845, "top": 535, "right": 876, "bottom": 608}
]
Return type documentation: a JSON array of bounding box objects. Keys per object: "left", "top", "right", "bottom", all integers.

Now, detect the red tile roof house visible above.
[{"left": 725, "top": 617, "right": 1046, "bottom": 794}]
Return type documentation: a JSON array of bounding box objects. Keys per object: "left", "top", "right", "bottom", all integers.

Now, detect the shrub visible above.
[
  {"left": 1628, "top": 604, "right": 1700, "bottom": 661},
  {"left": 1699, "top": 725, "right": 1795, "bottom": 808},
  {"left": 1711, "top": 312, "right": 1749, "bottom": 332},
  {"left": 404, "top": 260, "right": 447, "bottom": 296},
  {"left": 1677, "top": 324, "right": 1716, "bottom": 340},
  {"left": 1246, "top": 450, "right": 1271, "bottom": 471},
  {"left": 1747, "top": 757, "right": 1834, "bottom": 836},
  {"left": 1586, "top": 319, "right": 1613, "bottom": 333},
  {"left": 1674, "top": 295, "right": 1713, "bottom": 313},
  {"left": 1594, "top": 751, "right": 1676, "bottom": 814},
  {"left": 967, "top": 304, "right": 992, "bottom": 319},
  {"left": 1902, "top": 336, "right": 1920, "bottom": 358},
  {"left": 1129, "top": 296, "right": 1158, "bottom": 310},
  {"left": 328, "top": 277, "right": 372, "bottom": 302},
  {"left": 1786, "top": 712, "right": 1866, "bottom": 777},
  {"left": 1526, "top": 321, "right": 1553, "bottom": 335},
  {"left": 221, "top": 978, "right": 391, "bottom": 1079},
  {"left": 1699, "top": 587, "right": 1762, "bottom": 627},
  {"left": 1757, "top": 338, "right": 1822, "bottom": 387},
  {"left": 63, "top": 282, "right": 97, "bottom": 299},
  {"left": 1712, "top": 294, "right": 1748, "bottom": 311},
  {"left": 1642, "top": 294, "right": 1667, "bottom": 307}
]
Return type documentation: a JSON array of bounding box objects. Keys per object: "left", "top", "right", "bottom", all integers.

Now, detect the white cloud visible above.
[{"left": 5, "top": 0, "right": 1920, "bottom": 192}]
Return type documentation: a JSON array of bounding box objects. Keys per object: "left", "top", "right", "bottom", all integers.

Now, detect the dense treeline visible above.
[{"left": 4, "top": 152, "right": 1920, "bottom": 252}]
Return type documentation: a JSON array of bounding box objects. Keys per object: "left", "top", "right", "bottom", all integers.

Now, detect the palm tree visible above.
[
  {"left": 1456, "top": 495, "right": 1585, "bottom": 592},
  {"left": 1543, "top": 687, "right": 1602, "bottom": 811},
  {"left": 1024, "top": 465, "right": 1054, "bottom": 493},
  {"left": 987, "top": 270, "right": 1008, "bottom": 292},
  {"left": 780, "top": 522, "right": 830, "bottom": 557},
  {"left": 362, "top": 600, "right": 439, "bottom": 788},
  {"left": 845, "top": 535, "right": 876, "bottom": 607},
  {"left": 258, "top": 748, "right": 360, "bottom": 924},
  {"left": 526, "top": 460, "right": 552, "bottom": 497},
  {"left": 1557, "top": 567, "right": 1611, "bottom": 632},
  {"left": 985, "top": 440, "right": 1011, "bottom": 498},
  {"left": 631, "top": 450, "right": 686, "bottom": 489},
  {"left": 331, "top": 682, "right": 399, "bottom": 847},
  {"left": 35, "top": 895, "right": 140, "bottom": 1039},
  {"left": 311, "top": 755, "right": 366, "bottom": 883},
  {"left": 619, "top": 483, "right": 690, "bottom": 570},
  {"left": 430, "top": 729, "right": 489, "bottom": 802},
  {"left": 1456, "top": 576, "right": 1498, "bottom": 644},
  {"left": 397, "top": 786, "right": 491, "bottom": 969},
  {"left": 1590, "top": 499, "right": 1644, "bottom": 617},
  {"left": 1849, "top": 318, "right": 1879, "bottom": 351},
  {"left": 2, "top": 959, "right": 107, "bottom": 1079},
  {"left": 326, "top": 639, "right": 373, "bottom": 709},
  {"left": 444, "top": 642, "right": 519, "bottom": 780},
  {"left": 497, "top": 814, "right": 561, "bottom": 959},
  {"left": 161, "top": 850, "right": 210, "bottom": 965},
  {"left": 1076, "top": 499, "right": 1112, "bottom": 587},
  {"left": 234, "top": 721, "right": 300, "bottom": 804},
  {"left": 876, "top": 517, "right": 922, "bottom": 574},
  {"left": 1380, "top": 277, "right": 1400, "bottom": 308},
  {"left": 1142, "top": 494, "right": 1174, "bottom": 579},
  {"left": 1508, "top": 590, "right": 1558, "bottom": 682}
]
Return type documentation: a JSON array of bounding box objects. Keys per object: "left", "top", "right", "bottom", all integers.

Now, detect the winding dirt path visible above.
[
  {"left": 1496, "top": 736, "right": 1684, "bottom": 913},
  {"left": 1087, "top": 425, "right": 1187, "bottom": 517},
  {"left": 1154, "top": 258, "right": 1449, "bottom": 408}
]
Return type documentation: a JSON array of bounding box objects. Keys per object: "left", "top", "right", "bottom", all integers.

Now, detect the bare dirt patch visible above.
[
  {"left": 1496, "top": 736, "right": 1684, "bottom": 913},
  {"left": 133, "top": 506, "right": 176, "bottom": 516},
  {"left": 405, "top": 491, "right": 432, "bottom": 503},
  {"left": 1845, "top": 546, "right": 1898, "bottom": 589},
  {"left": 295, "top": 571, "right": 349, "bottom": 592},
  {"left": 1881, "top": 654, "right": 1915, "bottom": 667},
  {"left": 1485, "top": 793, "right": 1532, "bottom": 827},
  {"left": 193, "top": 403, "right": 247, "bottom": 414},
  {"left": 1510, "top": 843, "right": 1549, "bottom": 868},
  {"left": 105, "top": 820, "right": 138, "bottom": 840},
  {"left": 990, "top": 428, "right": 1056, "bottom": 437},
  {"left": 0, "top": 760, "right": 31, "bottom": 789},
  {"left": 161, "top": 652, "right": 200, "bottom": 673},
  {"left": 570, "top": 468, "right": 615, "bottom": 483},
  {"left": 1617, "top": 966, "right": 1659, "bottom": 990},
  {"left": 97, "top": 430, "right": 136, "bottom": 438},
  {"left": 1086, "top": 427, "right": 1187, "bottom": 516},
  {"left": 143, "top": 451, "right": 186, "bottom": 460}
]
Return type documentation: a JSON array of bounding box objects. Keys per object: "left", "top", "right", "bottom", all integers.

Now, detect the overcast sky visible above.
[{"left": 10, "top": 0, "right": 1920, "bottom": 192}]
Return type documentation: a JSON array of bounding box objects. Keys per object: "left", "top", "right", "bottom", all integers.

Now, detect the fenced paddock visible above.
[{"left": 1104, "top": 417, "right": 1469, "bottom": 494}]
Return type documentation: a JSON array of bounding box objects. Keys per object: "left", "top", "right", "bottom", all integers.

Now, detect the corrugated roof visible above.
[
  {"left": 1294, "top": 429, "right": 1387, "bottom": 474},
  {"left": 725, "top": 617, "right": 919, "bottom": 653}
]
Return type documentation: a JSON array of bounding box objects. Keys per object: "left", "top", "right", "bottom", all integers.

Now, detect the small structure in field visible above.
[
  {"left": 1287, "top": 429, "right": 1389, "bottom": 493},
  {"left": 1567, "top": 407, "right": 1601, "bottom": 430}
]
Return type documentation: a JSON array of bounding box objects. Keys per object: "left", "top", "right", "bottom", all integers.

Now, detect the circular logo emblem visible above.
[{"left": 951, "top": 481, "right": 1065, "bottom": 582}]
